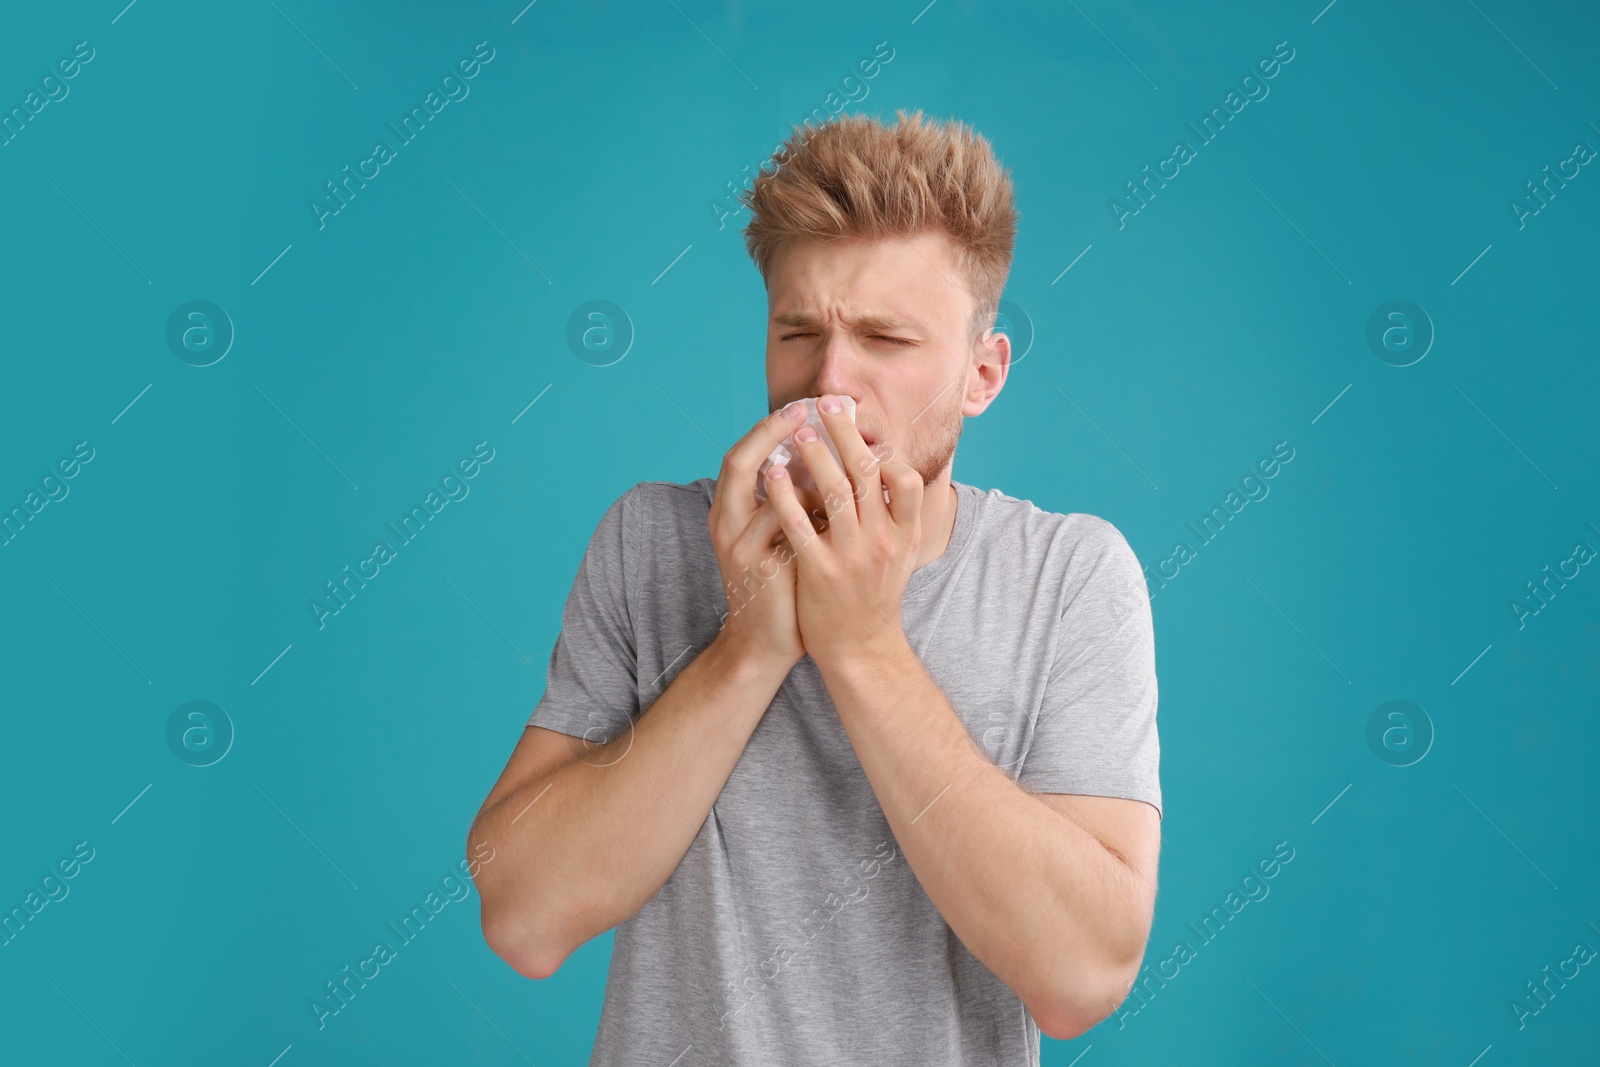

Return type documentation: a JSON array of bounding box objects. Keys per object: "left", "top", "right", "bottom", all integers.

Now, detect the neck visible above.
[{"left": 914, "top": 475, "right": 960, "bottom": 570}]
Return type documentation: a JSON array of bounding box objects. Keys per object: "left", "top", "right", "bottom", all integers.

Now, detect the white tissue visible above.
[{"left": 754, "top": 395, "right": 856, "bottom": 504}]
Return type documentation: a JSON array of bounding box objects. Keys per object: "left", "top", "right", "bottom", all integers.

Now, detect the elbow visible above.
[
  {"left": 473, "top": 855, "right": 629, "bottom": 981},
  {"left": 479, "top": 893, "right": 572, "bottom": 981},
  {"left": 1032, "top": 948, "right": 1146, "bottom": 1041},
  {"left": 482, "top": 910, "right": 566, "bottom": 980},
  {"left": 1031, "top": 984, "right": 1121, "bottom": 1042},
  {"left": 1035, "top": 1010, "right": 1093, "bottom": 1043},
  {"left": 1031, "top": 984, "right": 1101, "bottom": 1042}
]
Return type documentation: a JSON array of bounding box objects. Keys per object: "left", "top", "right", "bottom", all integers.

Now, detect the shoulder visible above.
[
  {"left": 960, "top": 483, "right": 1146, "bottom": 607},
  {"left": 963, "top": 482, "right": 1136, "bottom": 564},
  {"left": 614, "top": 477, "right": 716, "bottom": 518},
  {"left": 599, "top": 477, "right": 717, "bottom": 546}
]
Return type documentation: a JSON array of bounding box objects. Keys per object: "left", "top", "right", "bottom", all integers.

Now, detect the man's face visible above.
[{"left": 764, "top": 230, "right": 1009, "bottom": 513}]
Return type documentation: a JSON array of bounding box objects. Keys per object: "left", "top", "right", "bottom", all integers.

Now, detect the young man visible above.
[{"left": 469, "top": 109, "right": 1162, "bottom": 1065}]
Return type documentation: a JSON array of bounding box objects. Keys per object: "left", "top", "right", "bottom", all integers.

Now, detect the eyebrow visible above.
[{"left": 772, "top": 310, "right": 924, "bottom": 333}]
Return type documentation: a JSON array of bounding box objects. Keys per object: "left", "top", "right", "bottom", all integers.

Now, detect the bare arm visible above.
[
  {"left": 764, "top": 395, "right": 1162, "bottom": 1039},
  {"left": 818, "top": 636, "right": 1159, "bottom": 1039},
  {"left": 471, "top": 400, "right": 816, "bottom": 979},
  {"left": 469, "top": 632, "right": 791, "bottom": 979}
]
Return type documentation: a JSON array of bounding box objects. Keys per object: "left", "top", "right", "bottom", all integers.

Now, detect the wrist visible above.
[
  {"left": 810, "top": 626, "right": 912, "bottom": 682},
  {"left": 709, "top": 629, "right": 800, "bottom": 689}
]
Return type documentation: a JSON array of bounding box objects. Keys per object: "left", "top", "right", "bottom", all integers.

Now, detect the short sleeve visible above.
[
  {"left": 525, "top": 487, "right": 640, "bottom": 745},
  {"left": 1016, "top": 520, "right": 1162, "bottom": 819}
]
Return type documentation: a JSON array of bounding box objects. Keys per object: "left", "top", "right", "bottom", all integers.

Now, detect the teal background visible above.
[{"left": 2, "top": 0, "right": 1597, "bottom": 1064}]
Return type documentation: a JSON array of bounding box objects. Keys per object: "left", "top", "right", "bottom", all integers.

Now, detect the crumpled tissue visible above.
[{"left": 754, "top": 395, "right": 856, "bottom": 504}]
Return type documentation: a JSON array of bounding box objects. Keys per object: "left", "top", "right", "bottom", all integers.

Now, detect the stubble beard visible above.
[{"left": 901, "top": 381, "right": 965, "bottom": 486}]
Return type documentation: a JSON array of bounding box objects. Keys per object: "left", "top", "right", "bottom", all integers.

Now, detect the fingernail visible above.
[
  {"left": 795, "top": 426, "right": 817, "bottom": 443},
  {"left": 768, "top": 464, "right": 787, "bottom": 478},
  {"left": 782, "top": 401, "right": 805, "bottom": 419},
  {"left": 819, "top": 395, "right": 840, "bottom": 414}
]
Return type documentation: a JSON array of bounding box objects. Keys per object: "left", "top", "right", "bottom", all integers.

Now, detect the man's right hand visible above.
[
  {"left": 708, "top": 402, "right": 813, "bottom": 673},
  {"left": 475, "top": 412, "right": 820, "bottom": 977}
]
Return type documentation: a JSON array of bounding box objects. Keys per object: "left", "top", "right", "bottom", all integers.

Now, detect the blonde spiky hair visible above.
[{"left": 739, "top": 109, "right": 1018, "bottom": 348}]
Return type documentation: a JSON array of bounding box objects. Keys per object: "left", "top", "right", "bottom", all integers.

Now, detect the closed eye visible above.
[{"left": 779, "top": 332, "right": 914, "bottom": 346}]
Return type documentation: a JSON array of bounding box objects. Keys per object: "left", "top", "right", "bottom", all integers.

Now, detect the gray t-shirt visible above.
[{"left": 526, "top": 476, "right": 1161, "bottom": 1066}]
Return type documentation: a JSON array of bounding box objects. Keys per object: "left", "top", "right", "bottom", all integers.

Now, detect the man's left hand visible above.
[{"left": 761, "top": 394, "right": 926, "bottom": 669}]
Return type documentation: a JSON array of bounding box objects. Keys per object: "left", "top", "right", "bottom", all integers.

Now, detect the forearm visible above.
[
  {"left": 817, "top": 636, "right": 1147, "bottom": 1023},
  {"left": 472, "top": 633, "right": 792, "bottom": 975}
]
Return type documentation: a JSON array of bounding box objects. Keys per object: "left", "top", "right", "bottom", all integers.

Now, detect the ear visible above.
[{"left": 965, "top": 328, "right": 1009, "bottom": 416}]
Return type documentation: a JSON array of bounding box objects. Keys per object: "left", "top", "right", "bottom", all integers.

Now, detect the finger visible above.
[
  {"left": 711, "top": 401, "right": 810, "bottom": 538},
  {"left": 791, "top": 424, "right": 858, "bottom": 538},
  {"left": 787, "top": 479, "right": 829, "bottom": 531},
  {"left": 878, "top": 456, "right": 925, "bottom": 528},
  {"left": 815, "top": 395, "right": 887, "bottom": 522},
  {"left": 730, "top": 497, "right": 786, "bottom": 558},
  {"left": 723, "top": 499, "right": 792, "bottom": 613},
  {"left": 761, "top": 464, "right": 823, "bottom": 556}
]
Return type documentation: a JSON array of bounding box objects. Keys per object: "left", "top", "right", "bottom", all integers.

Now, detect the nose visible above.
[{"left": 811, "top": 331, "right": 860, "bottom": 404}]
